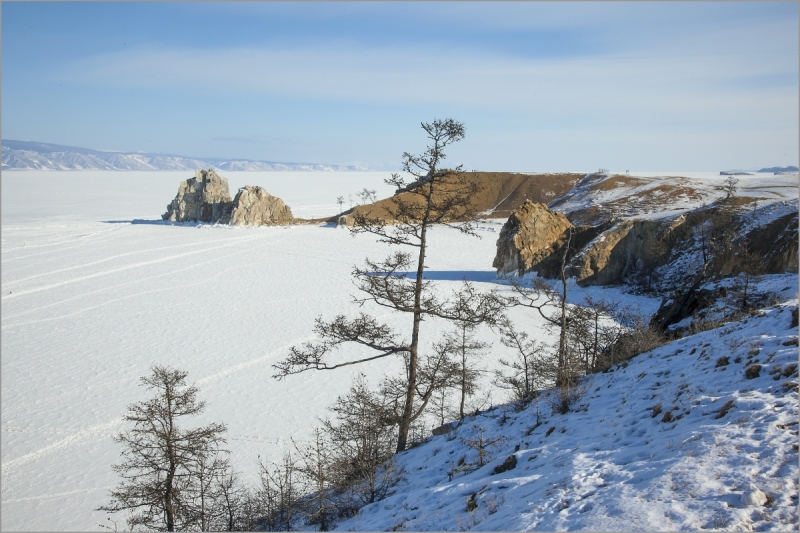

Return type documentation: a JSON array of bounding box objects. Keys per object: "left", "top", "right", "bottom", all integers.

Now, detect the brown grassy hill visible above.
[{"left": 338, "top": 172, "right": 584, "bottom": 225}]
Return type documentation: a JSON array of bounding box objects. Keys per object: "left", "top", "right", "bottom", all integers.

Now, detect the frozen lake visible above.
[{"left": 3, "top": 171, "right": 581, "bottom": 531}]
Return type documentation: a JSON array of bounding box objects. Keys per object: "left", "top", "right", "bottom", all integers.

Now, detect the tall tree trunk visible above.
[
  {"left": 396, "top": 178, "right": 434, "bottom": 452},
  {"left": 557, "top": 228, "right": 572, "bottom": 388}
]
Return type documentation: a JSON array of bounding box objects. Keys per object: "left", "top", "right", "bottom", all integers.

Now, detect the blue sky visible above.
[{"left": 2, "top": 2, "right": 797, "bottom": 171}]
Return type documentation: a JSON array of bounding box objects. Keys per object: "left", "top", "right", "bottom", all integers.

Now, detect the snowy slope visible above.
[
  {"left": 338, "top": 302, "right": 799, "bottom": 532},
  {"left": 549, "top": 171, "right": 798, "bottom": 222}
]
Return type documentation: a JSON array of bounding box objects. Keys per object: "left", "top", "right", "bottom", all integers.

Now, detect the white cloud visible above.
[{"left": 62, "top": 16, "right": 796, "bottom": 136}]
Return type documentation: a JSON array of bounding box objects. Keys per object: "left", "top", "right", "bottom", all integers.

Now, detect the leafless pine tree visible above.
[
  {"left": 321, "top": 376, "right": 404, "bottom": 512},
  {"left": 98, "top": 366, "right": 227, "bottom": 532},
  {"left": 292, "top": 429, "right": 336, "bottom": 531},
  {"left": 273, "top": 119, "right": 503, "bottom": 451}
]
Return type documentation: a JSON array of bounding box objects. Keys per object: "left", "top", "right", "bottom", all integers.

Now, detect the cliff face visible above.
[
  {"left": 493, "top": 201, "right": 574, "bottom": 278},
  {"left": 493, "top": 200, "right": 798, "bottom": 290}
]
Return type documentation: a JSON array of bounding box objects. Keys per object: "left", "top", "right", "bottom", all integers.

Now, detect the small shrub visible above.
[
  {"left": 545, "top": 426, "right": 556, "bottom": 437},
  {"left": 712, "top": 511, "right": 731, "bottom": 529},
  {"left": 493, "top": 455, "right": 518, "bottom": 475},
  {"left": 465, "top": 493, "right": 478, "bottom": 513},
  {"left": 715, "top": 399, "right": 735, "bottom": 419},
  {"left": 485, "top": 493, "right": 504, "bottom": 515},
  {"left": 783, "top": 364, "right": 798, "bottom": 377},
  {"left": 715, "top": 356, "right": 729, "bottom": 368},
  {"left": 661, "top": 411, "right": 674, "bottom": 423},
  {"left": 745, "top": 364, "right": 762, "bottom": 379},
  {"left": 524, "top": 422, "right": 542, "bottom": 436}
]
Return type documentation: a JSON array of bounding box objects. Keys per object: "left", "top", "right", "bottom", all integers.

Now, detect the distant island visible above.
[
  {"left": 720, "top": 166, "right": 798, "bottom": 175},
  {"left": 758, "top": 166, "right": 799, "bottom": 173},
  {"left": 1, "top": 139, "right": 372, "bottom": 171}
]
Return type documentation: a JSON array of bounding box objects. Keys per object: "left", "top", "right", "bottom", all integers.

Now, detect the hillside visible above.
[
  {"left": 335, "top": 299, "right": 799, "bottom": 531},
  {"left": 337, "top": 172, "right": 584, "bottom": 226}
]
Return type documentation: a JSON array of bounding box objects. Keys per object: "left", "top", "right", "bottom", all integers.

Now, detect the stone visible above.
[
  {"left": 493, "top": 454, "right": 518, "bottom": 474},
  {"left": 493, "top": 201, "right": 574, "bottom": 278},
  {"left": 228, "top": 186, "right": 293, "bottom": 226},
  {"left": 163, "top": 169, "right": 233, "bottom": 223},
  {"left": 740, "top": 483, "right": 768, "bottom": 507}
]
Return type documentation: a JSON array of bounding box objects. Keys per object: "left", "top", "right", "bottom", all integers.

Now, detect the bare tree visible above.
[
  {"left": 212, "top": 466, "right": 249, "bottom": 532},
  {"left": 273, "top": 119, "right": 503, "bottom": 451},
  {"left": 183, "top": 448, "right": 231, "bottom": 531},
  {"left": 715, "top": 175, "right": 739, "bottom": 200},
  {"left": 356, "top": 188, "right": 378, "bottom": 205},
  {"left": 255, "top": 453, "right": 307, "bottom": 532},
  {"left": 322, "top": 376, "right": 404, "bottom": 512},
  {"left": 98, "top": 366, "right": 227, "bottom": 532},
  {"left": 336, "top": 196, "right": 345, "bottom": 214},
  {"left": 505, "top": 227, "right": 574, "bottom": 389},
  {"left": 493, "top": 318, "right": 554, "bottom": 409},
  {"left": 733, "top": 235, "right": 764, "bottom": 309},
  {"left": 292, "top": 429, "right": 336, "bottom": 531},
  {"left": 439, "top": 324, "right": 487, "bottom": 420}
]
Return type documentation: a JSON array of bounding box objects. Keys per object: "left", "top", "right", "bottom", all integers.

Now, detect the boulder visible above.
[
  {"left": 493, "top": 201, "right": 574, "bottom": 278},
  {"left": 228, "top": 186, "right": 293, "bottom": 226},
  {"left": 740, "top": 483, "right": 768, "bottom": 507},
  {"left": 163, "top": 169, "right": 233, "bottom": 223}
]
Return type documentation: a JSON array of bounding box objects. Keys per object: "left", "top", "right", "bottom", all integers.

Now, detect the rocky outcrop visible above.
[
  {"left": 570, "top": 218, "right": 677, "bottom": 286},
  {"left": 163, "top": 169, "right": 233, "bottom": 223},
  {"left": 162, "top": 170, "right": 293, "bottom": 226},
  {"left": 228, "top": 186, "right": 293, "bottom": 226},
  {"left": 493, "top": 201, "right": 574, "bottom": 278}
]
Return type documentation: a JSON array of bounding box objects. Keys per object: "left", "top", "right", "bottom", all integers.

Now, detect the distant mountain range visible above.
[{"left": 1, "top": 140, "right": 371, "bottom": 171}]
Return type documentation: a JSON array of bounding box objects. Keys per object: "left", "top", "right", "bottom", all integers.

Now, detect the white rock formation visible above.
[
  {"left": 228, "top": 186, "right": 293, "bottom": 226},
  {"left": 163, "top": 169, "right": 233, "bottom": 223}
]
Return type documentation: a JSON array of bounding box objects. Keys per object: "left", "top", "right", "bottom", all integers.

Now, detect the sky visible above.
[{"left": 2, "top": 2, "right": 798, "bottom": 171}]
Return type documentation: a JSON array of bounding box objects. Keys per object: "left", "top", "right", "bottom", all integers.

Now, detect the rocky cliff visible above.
[
  {"left": 493, "top": 198, "right": 798, "bottom": 291},
  {"left": 163, "top": 170, "right": 293, "bottom": 226},
  {"left": 492, "top": 201, "right": 574, "bottom": 278},
  {"left": 163, "top": 169, "right": 233, "bottom": 223},
  {"left": 228, "top": 186, "right": 293, "bottom": 226}
]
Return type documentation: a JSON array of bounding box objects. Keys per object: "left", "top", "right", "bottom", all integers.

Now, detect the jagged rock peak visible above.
[
  {"left": 162, "top": 170, "right": 294, "bottom": 226},
  {"left": 163, "top": 169, "right": 233, "bottom": 223},
  {"left": 493, "top": 201, "right": 574, "bottom": 278},
  {"left": 229, "top": 186, "right": 293, "bottom": 226}
]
